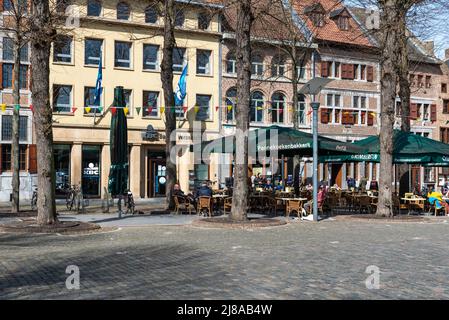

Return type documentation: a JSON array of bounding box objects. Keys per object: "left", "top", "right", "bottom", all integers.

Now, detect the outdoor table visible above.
[
  {"left": 275, "top": 197, "right": 308, "bottom": 217},
  {"left": 401, "top": 197, "right": 426, "bottom": 215}
]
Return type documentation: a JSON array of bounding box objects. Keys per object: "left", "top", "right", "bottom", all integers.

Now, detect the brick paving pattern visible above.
[{"left": 1, "top": 220, "right": 449, "bottom": 299}]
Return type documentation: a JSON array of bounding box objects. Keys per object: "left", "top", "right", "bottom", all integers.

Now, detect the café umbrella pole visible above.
[{"left": 312, "top": 102, "right": 320, "bottom": 222}]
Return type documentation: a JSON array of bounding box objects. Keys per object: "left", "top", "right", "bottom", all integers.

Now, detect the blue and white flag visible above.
[
  {"left": 93, "top": 51, "right": 103, "bottom": 106},
  {"left": 174, "top": 64, "right": 188, "bottom": 106}
]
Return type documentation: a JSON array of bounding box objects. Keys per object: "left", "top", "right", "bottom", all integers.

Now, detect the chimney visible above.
[
  {"left": 445, "top": 48, "right": 449, "bottom": 61},
  {"left": 423, "top": 41, "right": 434, "bottom": 56}
]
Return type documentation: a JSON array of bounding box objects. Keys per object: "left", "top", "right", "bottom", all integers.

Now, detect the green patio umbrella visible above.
[
  {"left": 193, "top": 125, "right": 363, "bottom": 157},
  {"left": 108, "top": 87, "right": 129, "bottom": 197},
  {"left": 320, "top": 130, "right": 449, "bottom": 164}
]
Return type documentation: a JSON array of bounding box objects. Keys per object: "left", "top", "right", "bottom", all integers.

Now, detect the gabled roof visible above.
[
  {"left": 291, "top": 0, "right": 375, "bottom": 48},
  {"left": 349, "top": 6, "right": 441, "bottom": 65}
]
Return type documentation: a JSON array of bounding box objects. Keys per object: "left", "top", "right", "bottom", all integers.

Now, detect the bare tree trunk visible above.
[
  {"left": 31, "top": 0, "right": 57, "bottom": 225},
  {"left": 11, "top": 34, "right": 21, "bottom": 213},
  {"left": 397, "top": 10, "right": 411, "bottom": 197},
  {"left": 377, "top": 0, "right": 398, "bottom": 217},
  {"left": 230, "top": 0, "right": 253, "bottom": 221},
  {"left": 161, "top": 0, "right": 177, "bottom": 211},
  {"left": 291, "top": 44, "right": 301, "bottom": 196}
]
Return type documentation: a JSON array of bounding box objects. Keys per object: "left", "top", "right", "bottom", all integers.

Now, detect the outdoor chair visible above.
[
  {"left": 358, "top": 196, "right": 372, "bottom": 214},
  {"left": 197, "top": 196, "right": 212, "bottom": 217},
  {"left": 286, "top": 199, "right": 304, "bottom": 218},
  {"left": 173, "top": 195, "right": 193, "bottom": 215},
  {"left": 223, "top": 197, "right": 232, "bottom": 214}
]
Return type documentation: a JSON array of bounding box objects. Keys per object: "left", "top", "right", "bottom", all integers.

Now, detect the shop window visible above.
[
  {"left": 82, "top": 145, "right": 101, "bottom": 196},
  {"left": 54, "top": 144, "right": 71, "bottom": 196}
]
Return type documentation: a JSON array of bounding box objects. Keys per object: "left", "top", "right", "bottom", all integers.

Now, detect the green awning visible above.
[
  {"left": 193, "top": 125, "right": 363, "bottom": 157},
  {"left": 320, "top": 130, "right": 449, "bottom": 164}
]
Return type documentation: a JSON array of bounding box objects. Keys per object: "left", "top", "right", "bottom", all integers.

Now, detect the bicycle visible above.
[
  {"left": 31, "top": 185, "right": 38, "bottom": 210},
  {"left": 66, "top": 184, "right": 85, "bottom": 213}
]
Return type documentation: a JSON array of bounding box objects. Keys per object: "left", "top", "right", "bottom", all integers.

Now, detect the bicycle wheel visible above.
[
  {"left": 31, "top": 193, "right": 37, "bottom": 211},
  {"left": 67, "top": 191, "right": 75, "bottom": 211}
]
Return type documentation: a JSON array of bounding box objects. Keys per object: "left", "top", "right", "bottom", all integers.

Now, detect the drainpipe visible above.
[{"left": 218, "top": 32, "right": 224, "bottom": 187}]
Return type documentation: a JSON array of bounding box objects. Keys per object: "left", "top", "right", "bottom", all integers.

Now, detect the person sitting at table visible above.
[
  {"left": 427, "top": 187, "right": 449, "bottom": 215},
  {"left": 173, "top": 184, "right": 195, "bottom": 206},
  {"left": 304, "top": 185, "right": 327, "bottom": 215},
  {"left": 195, "top": 182, "right": 213, "bottom": 199},
  {"left": 305, "top": 183, "right": 313, "bottom": 191},
  {"left": 264, "top": 179, "right": 273, "bottom": 190},
  {"left": 346, "top": 176, "right": 356, "bottom": 190}
]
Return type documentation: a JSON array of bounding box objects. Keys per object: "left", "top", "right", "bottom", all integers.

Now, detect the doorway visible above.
[
  {"left": 148, "top": 151, "right": 166, "bottom": 197},
  {"left": 331, "top": 164, "right": 343, "bottom": 187}
]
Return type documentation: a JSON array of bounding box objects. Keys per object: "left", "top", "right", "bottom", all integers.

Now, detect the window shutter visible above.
[
  {"left": 320, "top": 108, "right": 329, "bottom": 124},
  {"left": 430, "top": 104, "right": 437, "bottom": 122},
  {"left": 341, "top": 64, "right": 353, "bottom": 79},
  {"left": 341, "top": 64, "right": 347, "bottom": 79},
  {"left": 28, "top": 144, "right": 37, "bottom": 174},
  {"left": 321, "top": 61, "right": 329, "bottom": 77},
  {"left": 367, "top": 112, "right": 374, "bottom": 126},
  {"left": 410, "top": 103, "right": 418, "bottom": 120},
  {"left": 0, "top": 0, "right": 3, "bottom": 13},
  {"left": 342, "top": 110, "right": 349, "bottom": 124},
  {"left": 348, "top": 64, "right": 355, "bottom": 79},
  {"left": 367, "top": 66, "right": 374, "bottom": 82}
]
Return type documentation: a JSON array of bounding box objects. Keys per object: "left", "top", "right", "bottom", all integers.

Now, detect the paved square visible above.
[{"left": 1, "top": 219, "right": 449, "bottom": 299}]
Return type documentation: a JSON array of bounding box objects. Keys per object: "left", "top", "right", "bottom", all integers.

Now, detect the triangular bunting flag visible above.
[
  {"left": 194, "top": 105, "right": 199, "bottom": 113},
  {"left": 124, "top": 107, "right": 129, "bottom": 115},
  {"left": 183, "top": 106, "right": 188, "bottom": 113},
  {"left": 14, "top": 104, "right": 20, "bottom": 111},
  {"left": 136, "top": 107, "right": 141, "bottom": 115},
  {"left": 29, "top": 105, "right": 34, "bottom": 113},
  {"left": 98, "top": 107, "right": 103, "bottom": 113},
  {"left": 279, "top": 109, "right": 283, "bottom": 114},
  {"left": 71, "top": 107, "right": 77, "bottom": 113},
  {"left": 111, "top": 107, "right": 117, "bottom": 115},
  {"left": 257, "top": 106, "right": 263, "bottom": 110},
  {"left": 215, "top": 106, "right": 219, "bottom": 111},
  {"left": 85, "top": 106, "right": 91, "bottom": 113},
  {"left": 227, "top": 105, "right": 233, "bottom": 112},
  {"left": 160, "top": 106, "right": 165, "bottom": 114},
  {"left": 370, "top": 112, "right": 376, "bottom": 116},
  {"left": 1, "top": 104, "right": 6, "bottom": 112},
  {"left": 148, "top": 106, "right": 153, "bottom": 114}
]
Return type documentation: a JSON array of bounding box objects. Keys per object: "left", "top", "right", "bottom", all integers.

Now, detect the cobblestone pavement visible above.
[{"left": 1, "top": 219, "right": 449, "bottom": 299}]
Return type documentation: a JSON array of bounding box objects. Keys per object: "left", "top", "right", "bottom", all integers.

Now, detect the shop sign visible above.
[{"left": 83, "top": 163, "right": 99, "bottom": 176}]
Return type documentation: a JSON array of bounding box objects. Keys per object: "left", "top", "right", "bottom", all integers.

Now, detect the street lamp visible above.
[{"left": 298, "top": 77, "right": 332, "bottom": 222}]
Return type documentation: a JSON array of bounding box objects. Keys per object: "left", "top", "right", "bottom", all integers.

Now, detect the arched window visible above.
[
  {"left": 174, "top": 8, "right": 185, "bottom": 27},
  {"left": 271, "top": 55, "right": 286, "bottom": 78},
  {"left": 117, "top": 2, "right": 130, "bottom": 20},
  {"left": 225, "top": 88, "right": 237, "bottom": 122},
  {"left": 87, "top": 0, "right": 102, "bottom": 17},
  {"left": 225, "top": 51, "right": 236, "bottom": 74},
  {"left": 145, "top": 5, "right": 158, "bottom": 24},
  {"left": 271, "top": 92, "right": 285, "bottom": 123},
  {"left": 251, "top": 54, "right": 264, "bottom": 76},
  {"left": 250, "top": 91, "right": 264, "bottom": 122},
  {"left": 298, "top": 94, "right": 306, "bottom": 125}
]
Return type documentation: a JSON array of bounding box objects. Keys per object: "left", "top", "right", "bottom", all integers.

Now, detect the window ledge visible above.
[
  {"left": 53, "top": 61, "right": 75, "bottom": 66},
  {"left": 142, "top": 69, "right": 161, "bottom": 73},
  {"left": 114, "top": 67, "right": 134, "bottom": 71},
  {"left": 196, "top": 73, "right": 214, "bottom": 78}
]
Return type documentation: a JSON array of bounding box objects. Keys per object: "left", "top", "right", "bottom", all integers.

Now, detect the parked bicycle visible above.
[{"left": 31, "top": 185, "right": 38, "bottom": 211}]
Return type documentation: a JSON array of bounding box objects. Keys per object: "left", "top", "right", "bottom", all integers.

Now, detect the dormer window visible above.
[
  {"left": 337, "top": 16, "right": 349, "bottom": 30},
  {"left": 310, "top": 12, "right": 324, "bottom": 27},
  {"left": 330, "top": 8, "right": 351, "bottom": 31},
  {"left": 304, "top": 3, "right": 325, "bottom": 27}
]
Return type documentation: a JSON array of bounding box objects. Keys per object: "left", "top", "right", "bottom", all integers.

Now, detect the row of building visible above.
[{"left": 0, "top": 0, "right": 448, "bottom": 200}]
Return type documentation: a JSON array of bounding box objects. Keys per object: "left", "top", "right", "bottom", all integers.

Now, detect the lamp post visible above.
[
  {"left": 311, "top": 101, "right": 320, "bottom": 222},
  {"left": 298, "top": 77, "right": 333, "bottom": 222}
]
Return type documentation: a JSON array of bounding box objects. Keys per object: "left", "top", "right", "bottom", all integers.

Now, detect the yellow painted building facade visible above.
[{"left": 51, "top": 0, "right": 222, "bottom": 198}]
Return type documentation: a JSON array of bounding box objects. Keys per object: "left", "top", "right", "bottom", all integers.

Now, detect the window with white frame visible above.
[
  {"left": 143, "top": 44, "right": 159, "bottom": 71},
  {"left": 143, "top": 91, "right": 159, "bottom": 117},
  {"left": 326, "top": 93, "right": 342, "bottom": 124},
  {"left": 352, "top": 95, "right": 368, "bottom": 125},
  {"left": 195, "top": 94, "right": 211, "bottom": 121},
  {"left": 114, "top": 41, "right": 131, "bottom": 68},
  {"left": 85, "top": 38, "right": 103, "bottom": 66},
  {"left": 251, "top": 54, "right": 264, "bottom": 76},
  {"left": 271, "top": 55, "right": 286, "bottom": 78},
  {"left": 271, "top": 92, "right": 285, "bottom": 123},
  {"left": 87, "top": 0, "right": 102, "bottom": 16},
  {"left": 298, "top": 94, "right": 306, "bottom": 125},
  {"left": 226, "top": 51, "right": 236, "bottom": 74},
  {"left": 196, "top": 49, "right": 211, "bottom": 75},
  {"left": 53, "top": 36, "right": 72, "bottom": 63},
  {"left": 53, "top": 85, "right": 72, "bottom": 112},
  {"left": 172, "top": 47, "right": 186, "bottom": 72},
  {"left": 297, "top": 65, "right": 306, "bottom": 80},
  {"left": 250, "top": 91, "right": 264, "bottom": 122},
  {"left": 225, "top": 87, "right": 236, "bottom": 122},
  {"left": 84, "top": 86, "right": 102, "bottom": 114}
]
